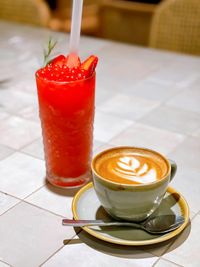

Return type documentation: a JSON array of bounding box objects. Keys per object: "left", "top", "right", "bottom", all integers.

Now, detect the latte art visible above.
[
  {"left": 94, "top": 148, "right": 168, "bottom": 185},
  {"left": 111, "top": 156, "right": 158, "bottom": 184}
]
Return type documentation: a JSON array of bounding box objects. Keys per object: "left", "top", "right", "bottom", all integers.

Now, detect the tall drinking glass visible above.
[{"left": 35, "top": 72, "right": 95, "bottom": 188}]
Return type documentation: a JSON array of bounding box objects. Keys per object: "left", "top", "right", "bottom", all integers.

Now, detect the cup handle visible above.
[{"left": 169, "top": 159, "right": 177, "bottom": 181}]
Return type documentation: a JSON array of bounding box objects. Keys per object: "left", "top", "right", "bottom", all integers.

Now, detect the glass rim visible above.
[{"left": 35, "top": 70, "right": 96, "bottom": 85}]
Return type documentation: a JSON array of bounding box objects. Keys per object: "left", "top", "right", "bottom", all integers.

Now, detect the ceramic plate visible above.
[{"left": 72, "top": 182, "right": 189, "bottom": 246}]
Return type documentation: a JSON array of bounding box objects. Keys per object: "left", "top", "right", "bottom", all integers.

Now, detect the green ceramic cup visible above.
[{"left": 91, "top": 146, "right": 177, "bottom": 222}]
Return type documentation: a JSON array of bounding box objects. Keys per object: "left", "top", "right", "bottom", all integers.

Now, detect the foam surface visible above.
[{"left": 94, "top": 148, "right": 168, "bottom": 185}]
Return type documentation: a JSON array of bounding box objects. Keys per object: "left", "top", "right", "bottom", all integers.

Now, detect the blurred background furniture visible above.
[
  {"left": 1, "top": 0, "right": 199, "bottom": 55},
  {"left": 149, "top": 0, "right": 200, "bottom": 55},
  {"left": 98, "top": 0, "right": 160, "bottom": 46},
  {"left": 48, "top": 0, "right": 101, "bottom": 35},
  {"left": 47, "top": 0, "right": 162, "bottom": 43},
  {"left": 0, "top": 0, "right": 51, "bottom": 27}
]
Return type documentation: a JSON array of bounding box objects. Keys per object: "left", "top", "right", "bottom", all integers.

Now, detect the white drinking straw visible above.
[{"left": 69, "top": 0, "right": 83, "bottom": 55}]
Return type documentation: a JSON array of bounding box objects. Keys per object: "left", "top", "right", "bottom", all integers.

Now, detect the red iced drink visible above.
[{"left": 36, "top": 55, "right": 98, "bottom": 188}]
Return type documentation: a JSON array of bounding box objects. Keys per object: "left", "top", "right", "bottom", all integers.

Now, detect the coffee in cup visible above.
[{"left": 92, "top": 146, "right": 177, "bottom": 222}]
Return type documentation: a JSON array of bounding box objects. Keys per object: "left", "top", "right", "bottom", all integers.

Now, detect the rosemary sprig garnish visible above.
[{"left": 43, "top": 37, "right": 57, "bottom": 66}]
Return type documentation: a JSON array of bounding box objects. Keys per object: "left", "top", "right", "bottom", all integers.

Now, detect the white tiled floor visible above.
[
  {"left": 0, "top": 144, "right": 14, "bottom": 161},
  {"left": 98, "top": 93, "right": 159, "bottom": 121},
  {"left": 17, "top": 104, "right": 40, "bottom": 122},
  {"left": 0, "top": 202, "right": 76, "bottom": 267},
  {"left": 0, "top": 261, "right": 10, "bottom": 267},
  {"left": 43, "top": 231, "right": 158, "bottom": 267},
  {"left": 127, "top": 80, "right": 181, "bottom": 102},
  {"left": 154, "top": 258, "right": 183, "bottom": 267},
  {"left": 25, "top": 184, "right": 76, "bottom": 218},
  {"left": 0, "top": 116, "right": 41, "bottom": 150},
  {"left": 145, "top": 61, "right": 200, "bottom": 88},
  {"left": 94, "top": 111, "right": 133, "bottom": 143},
  {"left": 0, "top": 21, "right": 200, "bottom": 267},
  {"left": 0, "top": 192, "right": 20, "bottom": 215},
  {"left": 170, "top": 168, "right": 200, "bottom": 213},
  {"left": 140, "top": 105, "right": 200, "bottom": 135},
  {"left": 0, "top": 152, "right": 45, "bottom": 198},
  {"left": 110, "top": 123, "right": 185, "bottom": 156},
  {"left": 167, "top": 84, "right": 200, "bottom": 114},
  {"left": 22, "top": 138, "right": 44, "bottom": 160},
  {"left": 163, "top": 214, "right": 200, "bottom": 267},
  {"left": 192, "top": 127, "right": 200, "bottom": 137},
  {"left": 0, "top": 89, "right": 36, "bottom": 113},
  {"left": 0, "top": 111, "right": 10, "bottom": 121},
  {"left": 168, "top": 136, "right": 200, "bottom": 171}
]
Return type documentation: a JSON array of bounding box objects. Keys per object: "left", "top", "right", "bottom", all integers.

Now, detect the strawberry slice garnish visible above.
[
  {"left": 80, "top": 55, "right": 98, "bottom": 76},
  {"left": 65, "top": 53, "right": 81, "bottom": 68},
  {"left": 50, "top": 55, "right": 66, "bottom": 67},
  {"left": 38, "top": 54, "right": 98, "bottom": 81}
]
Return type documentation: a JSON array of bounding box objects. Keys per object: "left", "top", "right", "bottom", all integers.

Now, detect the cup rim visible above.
[{"left": 91, "top": 146, "right": 171, "bottom": 188}]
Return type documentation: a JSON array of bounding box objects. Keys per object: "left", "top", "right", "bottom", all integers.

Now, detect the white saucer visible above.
[{"left": 72, "top": 182, "right": 189, "bottom": 246}]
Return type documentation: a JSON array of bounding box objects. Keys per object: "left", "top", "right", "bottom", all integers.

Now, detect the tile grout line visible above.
[
  {"left": 144, "top": 205, "right": 198, "bottom": 260},
  {"left": 161, "top": 257, "right": 184, "bottom": 267},
  {"left": 38, "top": 229, "right": 83, "bottom": 267},
  {"left": 0, "top": 189, "right": 69, "bottom": 223},
  {"left": 0, "top": 259, "right": 13, "bottom": 267},
  {"left": 39, "top": 244, "right": 65, "bottom": 267},
  {"left": 107, "top": 119, "right": 187, "bottom": 154},
  {"left": 158, "top": 212, "right": 196, "bottom": 259},
  {"left": 22, "top": 199, "right": 66, "bottom": 219},
  {"left": 0, "top": 138, "right": 43, "bottom": 160},
  {"left": 0, "top": 198, "right": 23, "bottom": 218},
  {"left": 20, "top": 149, "right": 44, "bottom": 161},
  {"left": 152, "top": 257, "right": 160, "bottom": 267}
]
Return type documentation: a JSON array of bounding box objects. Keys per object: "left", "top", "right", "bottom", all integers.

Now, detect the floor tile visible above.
[
  {"left": 97, "top": 44, "right": 159, "bottom": 80},
  {"left": 93, "top": 143, "right": 114, "bottom": 156},
  {"left": 0, "top": 202, "right": 76, "bottom": 267},
  {"left": 141, "top": 239, "right": 175, "bottom": 258},
  {"left": 98, "top": 94, "right": 159, "bottom": 121},
  {"left": 155, "top": 258, "right": 183, "bottom": 267},
  {"left": 140, "top": 105, "right": 200, "bottom": 135},
  {"left": 13, "top": 76, "right": 37, "bottom": 95},
  {"left": 0, "top": 144, "right": 15, "bottom": 160},
  {"left": 94, "top": 111, "right": 133, "bottom": 143},
  {"left": 0, "top": 192, "right": 20, "bottom": 215},
  {"left": 93, "top": 140, "right": 106, "bottom": 152},
  {"left": 26, "top": 183, "right": 77, "bottom": 218},
  {"left": 0, "top": 261, "right": 10, "bottom": 267},
  {"left": 170, "top": 168, "right": 200, "bottom": 213},
  {"left": 0, "top": 152, "right": 45, "bottom": 198},
  {"left": 43, "top": 230, "right": 158, "bottom": 267},
  {"left": 167, "top": 87, "right": 200, "bottom": 115},
  {"left": 168, "top": 136, "right": 200, "bottom": 171},
  {"left": 0, "top": 116, "right": 41, "bottom": 149},
  {"left": 21, "top": 138, "right": 44, "bottom": 160},
  {"left": 123, "top": 80, "right": 181, "bottom": 102},
  {"left": 17, "top": 103, "right": 40, "bottom": 122},
  {"left": 97, "top": 46, "right": 160, "bottom": 91},
  {"left": 95, "top": 83, "right": 116, "bottom": 105},
  {"left": 110, "top": 123, "right": 185, "bottom": 156},
  {"left": 163, "top": 214, "right": 200, "bottom": 267},
  {"left": 146, "top": 61, "right": 200, "bottom": 88},
  {"left": 0, "top": 111, "right": 10, "bottom": 121},
  {"left": 0, "top": 89, "right": 36, "bottom": 113},
  {"left": 141, "top": 214, "right": 196, "bottom": 258},
  {"left": 192, "top": 127, "right": 200, "bottom": 137}
]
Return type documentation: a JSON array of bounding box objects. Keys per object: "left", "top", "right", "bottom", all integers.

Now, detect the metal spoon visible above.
[{"left": 62, "top": 215, "right": 184, "bottom": 234}]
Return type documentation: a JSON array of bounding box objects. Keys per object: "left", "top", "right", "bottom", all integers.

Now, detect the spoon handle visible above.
[{"left": 62, "top": 219, "right": 142, "bottom": 228}]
